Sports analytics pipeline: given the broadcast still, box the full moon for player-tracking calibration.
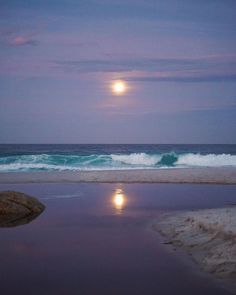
[112,80,127,95]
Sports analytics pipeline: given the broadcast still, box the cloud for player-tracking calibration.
[55,57,206,73]
[0,28,39,47]
[124,73,236,83]
[54,55,236,83]
[8,36,38,46]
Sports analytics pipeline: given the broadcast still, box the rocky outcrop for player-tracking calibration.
[0,191,45,227]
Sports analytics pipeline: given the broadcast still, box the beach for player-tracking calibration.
[1,144,236,294]
[1,167,236,184]
[0,182,236,295]
[154,206,236,293]
[2,0,236,292]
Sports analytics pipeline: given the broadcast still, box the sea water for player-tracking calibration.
[0,144,236,172]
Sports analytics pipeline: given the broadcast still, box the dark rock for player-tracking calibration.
[0,191,45,227]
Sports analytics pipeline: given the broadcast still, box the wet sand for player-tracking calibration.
[0,183,236,294]
[1,167,236,184]
[154,207,236,293]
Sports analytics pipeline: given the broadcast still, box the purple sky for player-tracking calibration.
[0,0,236,143]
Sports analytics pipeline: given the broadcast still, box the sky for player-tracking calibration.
[0,0,236,144]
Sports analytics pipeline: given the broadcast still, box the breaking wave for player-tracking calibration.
[0,152,236,172]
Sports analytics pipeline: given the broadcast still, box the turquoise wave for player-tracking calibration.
[0,152,236,172]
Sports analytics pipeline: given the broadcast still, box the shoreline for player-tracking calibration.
[153,207,236,293]
[0,167,236,184]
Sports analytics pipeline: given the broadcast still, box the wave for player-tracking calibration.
[111,153,161,166]
[0,152,236,172]
[177,153,236,167]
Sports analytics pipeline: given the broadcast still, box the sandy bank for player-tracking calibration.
[0,167,236,184]
[154,207,236,292]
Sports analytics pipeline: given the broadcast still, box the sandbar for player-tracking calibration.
[0,167,236,184]
[154,207,236,293]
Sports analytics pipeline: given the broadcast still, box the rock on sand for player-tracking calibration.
[0,191,45,227]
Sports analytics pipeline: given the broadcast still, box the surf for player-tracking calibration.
[0,152,236,172]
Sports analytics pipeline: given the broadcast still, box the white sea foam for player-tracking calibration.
[0,162,151,172]
[41,192,84,200]
[0,163,74,172]
[0,152,236,172]
[111,153,161,166]
[177,153,236,167]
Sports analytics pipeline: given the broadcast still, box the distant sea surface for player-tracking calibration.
[0,144,236,172]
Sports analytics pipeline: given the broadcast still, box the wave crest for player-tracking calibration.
[111,153,161,166]
[0,152,236,172]
[177,153,236,167]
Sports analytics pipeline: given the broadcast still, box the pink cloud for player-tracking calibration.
[9,36,38,46]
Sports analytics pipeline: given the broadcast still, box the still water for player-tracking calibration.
[0,183,235,295]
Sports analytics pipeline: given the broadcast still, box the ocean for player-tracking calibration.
[0,144,236,172]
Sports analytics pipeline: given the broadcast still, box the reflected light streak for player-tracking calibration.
[113,188,126,212]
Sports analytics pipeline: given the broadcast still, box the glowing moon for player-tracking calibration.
[112,80,127,95]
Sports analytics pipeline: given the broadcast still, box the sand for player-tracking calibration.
[0,167,236,183]
[153,207,236,293]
